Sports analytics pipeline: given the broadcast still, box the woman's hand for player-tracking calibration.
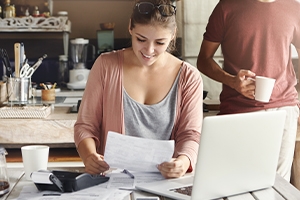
[233,70,256,99]
[157,155,190,178]
[84,153,110,175]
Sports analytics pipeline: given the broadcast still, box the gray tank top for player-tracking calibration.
[123,69,181,140]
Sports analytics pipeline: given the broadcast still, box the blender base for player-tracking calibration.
[67,82,87,90]
[67,69,90,90]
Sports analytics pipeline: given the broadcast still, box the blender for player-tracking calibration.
[67,38,94,90]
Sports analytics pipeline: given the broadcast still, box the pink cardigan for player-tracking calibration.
[74,49,203,171]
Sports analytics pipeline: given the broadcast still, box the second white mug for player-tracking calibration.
[255,76,276,103]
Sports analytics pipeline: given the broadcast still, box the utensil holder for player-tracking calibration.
[41,89,55,101]
[7,77,30,103]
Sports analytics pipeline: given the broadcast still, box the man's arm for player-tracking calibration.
[197,39,256,99]
[197,39,235,88]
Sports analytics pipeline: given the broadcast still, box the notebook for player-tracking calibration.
[135,110,286,200]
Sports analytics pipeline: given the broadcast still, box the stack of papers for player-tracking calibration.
[16,131,175,199]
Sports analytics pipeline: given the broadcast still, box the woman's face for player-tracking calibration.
[129,24,174,67]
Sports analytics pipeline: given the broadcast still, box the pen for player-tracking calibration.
[43,194,61,196]
[123,169,135,179]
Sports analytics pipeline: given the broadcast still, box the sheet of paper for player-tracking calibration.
[105,170,165,190]
[131,172,165,184]
[104,131,175,172]
[107,173,135,189]
[16,184,130,200]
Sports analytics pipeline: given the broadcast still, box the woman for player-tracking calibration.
[74,0,203,178]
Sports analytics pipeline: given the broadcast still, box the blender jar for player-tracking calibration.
[0,146,9,196]
[70,38,89,69]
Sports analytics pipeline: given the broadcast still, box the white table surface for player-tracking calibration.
[2,166,300,200]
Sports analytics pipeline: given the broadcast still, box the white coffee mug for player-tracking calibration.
[255,76,276,103]
[21,145,49,180]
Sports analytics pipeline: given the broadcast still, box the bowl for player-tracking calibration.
[99,23,115,30]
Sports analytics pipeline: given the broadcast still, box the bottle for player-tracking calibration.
[0,5,2,18]
[41,1,50,17]
[3,0,15,18]
[32,6,40,17]
[58,55,69,88]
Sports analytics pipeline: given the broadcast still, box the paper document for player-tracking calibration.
[16,184,131,200]
[104,131,175,172]
[105,169,165,190]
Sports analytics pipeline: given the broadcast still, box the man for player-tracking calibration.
[197,0,300,181]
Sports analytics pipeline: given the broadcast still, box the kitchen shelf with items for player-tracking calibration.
[0,16,70,32]
[0,16,71,55]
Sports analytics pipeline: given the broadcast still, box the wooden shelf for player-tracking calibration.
[0,16,71,55]
[0,16,70,32]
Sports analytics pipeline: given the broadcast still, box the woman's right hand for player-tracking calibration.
[84,153,110,174]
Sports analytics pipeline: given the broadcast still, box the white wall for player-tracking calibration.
[180,0,222,100]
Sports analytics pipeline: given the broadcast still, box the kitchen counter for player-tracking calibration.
[0,106,77,148]
[0,89,84,149]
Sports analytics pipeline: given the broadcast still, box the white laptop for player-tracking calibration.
[135,110,286,200]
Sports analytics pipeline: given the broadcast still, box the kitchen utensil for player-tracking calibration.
[20,63,34,78]
[31,54,47,71]
[0,146,10,196]
[14,43,21,78]
[20,43,25,66]
[0,48,12,77]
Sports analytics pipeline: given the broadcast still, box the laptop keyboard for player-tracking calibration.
[170,185,193,196]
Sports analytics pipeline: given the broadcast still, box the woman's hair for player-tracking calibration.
[130,0,178,53]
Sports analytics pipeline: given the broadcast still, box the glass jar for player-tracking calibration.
[58,55,69,88]
[0,146,9,196]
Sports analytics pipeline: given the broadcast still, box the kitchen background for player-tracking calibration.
[0,0,186,89]
[1,0,298,100]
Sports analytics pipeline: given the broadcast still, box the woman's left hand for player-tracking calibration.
[157,155,190,178]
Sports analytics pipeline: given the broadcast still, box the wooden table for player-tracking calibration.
[2,167,300,200]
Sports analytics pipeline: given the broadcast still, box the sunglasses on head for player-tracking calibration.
[135,2,176,17]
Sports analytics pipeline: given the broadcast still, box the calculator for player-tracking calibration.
[32,170,109,192]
